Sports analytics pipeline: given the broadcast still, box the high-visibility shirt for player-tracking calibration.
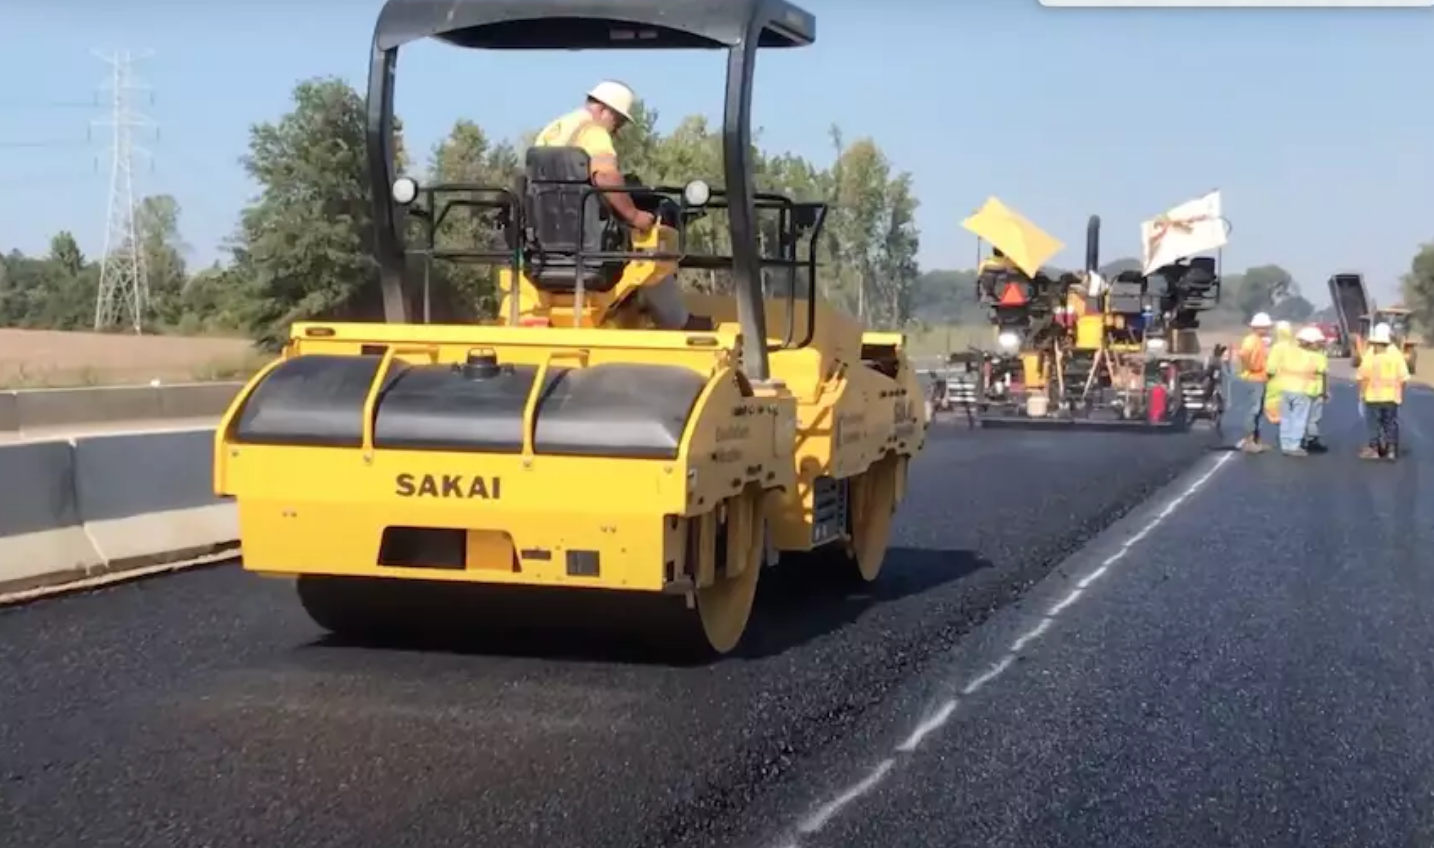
[1265,339,1293,389]
[1275,346,1322,396]
[1236,332,1269,381]
[535,108,619,176]
[1313,351,1329,397]
[1357,347,1411,404]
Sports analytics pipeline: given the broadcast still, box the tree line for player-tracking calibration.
[1401,245,1434,336]
[1,75,1376,348]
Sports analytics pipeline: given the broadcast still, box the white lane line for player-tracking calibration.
[776,450,1235,846]
[1010,617,1053,653]
[961,655,1014,696]
[894,699,958,753]
[796,758,896,835]
[1047,587,1083,617]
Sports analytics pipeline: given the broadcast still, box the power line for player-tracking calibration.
[92,48,156,334]
[0,96,108,109]
[0,138,93,148]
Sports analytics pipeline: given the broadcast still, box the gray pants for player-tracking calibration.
[1306,396,1324,439]
[642,276,690,329]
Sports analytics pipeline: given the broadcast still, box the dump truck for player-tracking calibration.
[958,197,1226,431]
[1328,272,1371,359]
[1329,273,1418,373]
[211,0,926,657]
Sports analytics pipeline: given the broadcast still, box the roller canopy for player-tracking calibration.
[372,0,816,51]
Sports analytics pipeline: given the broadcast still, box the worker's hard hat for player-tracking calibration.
[587,80,636,122]
[1296,326,1323,344]
[1249,312,1273,328]
[1370,322,1393,344]
[1275,320,1292,333]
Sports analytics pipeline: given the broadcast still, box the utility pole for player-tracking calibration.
[92,49,154,334]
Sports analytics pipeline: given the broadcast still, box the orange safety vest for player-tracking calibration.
[1359,348,1409,404]
[1237,333,1268,382]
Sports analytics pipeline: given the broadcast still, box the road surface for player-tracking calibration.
[0,409,1218,848]
[706,380,1434,848]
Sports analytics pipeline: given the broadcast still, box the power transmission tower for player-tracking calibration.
[92,49,155,333]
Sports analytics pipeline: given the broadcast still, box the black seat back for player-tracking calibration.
[522,146,624,293]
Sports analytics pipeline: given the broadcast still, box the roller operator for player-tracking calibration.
[535,80,701,331]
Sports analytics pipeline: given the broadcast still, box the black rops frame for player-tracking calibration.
[365,0,821,383]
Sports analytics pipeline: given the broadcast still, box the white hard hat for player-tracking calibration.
[1249,312,1273,328]
[1370,322,1393,344]
[587,80,635,122]
[1275,320,1292,333]
[1296,326,1323,344]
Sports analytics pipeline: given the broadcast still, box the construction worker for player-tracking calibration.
[1271,325,1326,456]
[1232,312,1273,452]
[1356,321,1411,461]
[1263,320,1294,429]
[1300,325,1330,453]
[979,247,1018,274]
[534,81,700,331]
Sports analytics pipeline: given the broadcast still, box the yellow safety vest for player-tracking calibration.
[1360,348,1409,404]
[1277,347,1320,396]
[1237,333,1269,382]
[1265,339,1293,391]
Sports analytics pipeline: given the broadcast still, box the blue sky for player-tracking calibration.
[2,0,1431,306]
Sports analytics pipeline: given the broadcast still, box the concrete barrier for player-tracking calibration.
[0,440,103,591]
[0,391,18,431]
[0,382,243,435]
[0,427,238,597]
[71,429,237,568]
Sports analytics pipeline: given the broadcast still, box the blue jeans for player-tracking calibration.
[1364,402,1400,452]
[1279,392,1312,451]
[1229,377,1265,441]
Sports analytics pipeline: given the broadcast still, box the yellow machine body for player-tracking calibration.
[214,257,924,652]
[680,293,924,558]
[215,321,791,593]
[495,225,679,329]
[1074,315,1104,351]
[1021,352,1045,389]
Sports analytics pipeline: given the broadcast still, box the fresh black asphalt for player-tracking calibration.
[11,383,1391,848]
[702,379,1434,848]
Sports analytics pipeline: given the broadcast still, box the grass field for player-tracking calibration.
[1,324,1412,389]
[0,329,269,389]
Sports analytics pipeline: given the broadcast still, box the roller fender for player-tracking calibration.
[229,354,708,460]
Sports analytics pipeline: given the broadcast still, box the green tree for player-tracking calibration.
[1270,293,1314,322]
[876,172,920,326]
[416,119,524,320]
[1229,264,1294,321]
[233,77,406,348]
[1401,242,1434,336]
[135,194,189,329]
[910,269,978,326]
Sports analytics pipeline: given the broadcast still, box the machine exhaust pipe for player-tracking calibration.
[1085,214,1100,274]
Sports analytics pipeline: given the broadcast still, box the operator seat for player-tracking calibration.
[521,146,626,293]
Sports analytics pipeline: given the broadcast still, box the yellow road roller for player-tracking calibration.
[212,0,926,656]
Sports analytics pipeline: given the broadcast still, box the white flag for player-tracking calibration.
[1140,190,1228,276]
